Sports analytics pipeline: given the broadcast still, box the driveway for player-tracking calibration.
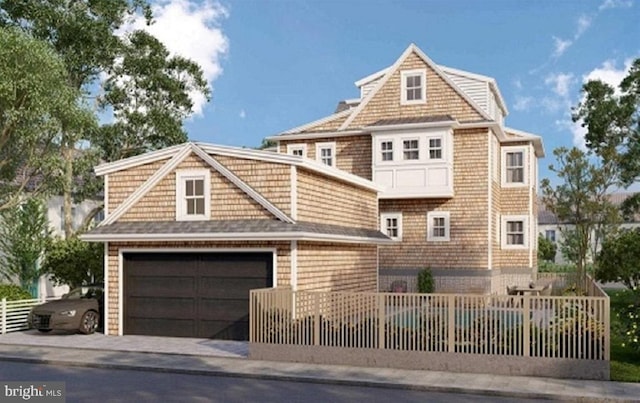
[0,330,248,358]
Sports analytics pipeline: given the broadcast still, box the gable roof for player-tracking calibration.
[101,143,294,226]
[339,43,492,130]
[504,127,545,158]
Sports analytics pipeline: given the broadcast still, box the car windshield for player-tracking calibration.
[64,286,102,300]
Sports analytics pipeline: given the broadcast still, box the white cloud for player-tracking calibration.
[575,15,592,38]
[553,36,572,58]
[239,109,246,119]
[583,58,634,95]
[513,96,534,111]
[120,0,229,116]
[599,0,633,10]
[545,72,575,98]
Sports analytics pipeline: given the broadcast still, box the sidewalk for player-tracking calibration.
[0,334,639,402]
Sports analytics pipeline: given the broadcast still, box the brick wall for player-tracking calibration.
[296,242,377,292]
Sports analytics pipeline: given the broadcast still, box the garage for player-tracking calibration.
[123,252,273,340]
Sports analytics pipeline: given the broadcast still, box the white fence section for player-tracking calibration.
[0,297,57,334]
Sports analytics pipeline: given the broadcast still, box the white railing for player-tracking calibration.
[0,297,57,334]
[250,288,610,361]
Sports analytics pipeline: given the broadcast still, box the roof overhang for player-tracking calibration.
[267,129,364,142]
[367,119,459,133]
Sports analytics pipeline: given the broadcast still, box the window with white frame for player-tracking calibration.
[545,229,556,242]
[401,69,426,105]
[427,211,450,241]
[428,137,442,160]
[501,215,528,248]
[381,212,402,240]
[316,142,336,167]
[176,170,211,220]
[380,140,393,161]
[502,147,527,186]
[403,139,419,160]
[287,144,307,157]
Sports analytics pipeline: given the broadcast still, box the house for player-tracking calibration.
[267,43,544,294]
[81,142,391,339]
[538,192,640,264]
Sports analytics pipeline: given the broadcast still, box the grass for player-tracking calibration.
[606,288,640,382]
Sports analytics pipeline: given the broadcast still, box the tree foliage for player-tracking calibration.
[0,27,92,210]
[541,147,620,286]
[0,284,32,301]
[0,198,50,289]
[537,236,557,263]
[574,57,640,215]
[595,228,640,289]
[42,237,103,288]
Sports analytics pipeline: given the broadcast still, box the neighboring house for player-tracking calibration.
[82,142,390,339]
[538,193,640,265]
[267,43,544,294]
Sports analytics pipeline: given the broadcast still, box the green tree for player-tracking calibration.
[0,198,51,292]
[595,228,640,289]
[541,147,619,289]
[574,58,640,215]
[1,0,209,236]
[0,27,92,211]
[42,237,103,288]
[537,236,557,263]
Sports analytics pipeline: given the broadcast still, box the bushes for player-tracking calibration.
[0,284,32,301]
[611,289,640,353]
[417,267,434,293]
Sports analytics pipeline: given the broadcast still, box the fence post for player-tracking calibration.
[523,296,531,357]
[448,294,455,353]
[378,294,385,349]
[314,293,320,346]
[1,298,6,335]
[604,297,610,361]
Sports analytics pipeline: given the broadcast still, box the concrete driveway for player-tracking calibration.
[0,330,248,358]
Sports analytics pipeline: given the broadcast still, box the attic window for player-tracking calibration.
[176,169,211,221]
[401,69,426,105]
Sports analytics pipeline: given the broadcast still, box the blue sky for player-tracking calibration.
[137,0,639,186]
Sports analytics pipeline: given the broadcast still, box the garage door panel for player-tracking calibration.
[128,276,195,297]
[124,252,273,340]
[127,318,196,338]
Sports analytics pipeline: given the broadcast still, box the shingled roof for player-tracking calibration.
[368,115,456,127]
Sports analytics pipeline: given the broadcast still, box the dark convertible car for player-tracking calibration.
[29,284,104,334]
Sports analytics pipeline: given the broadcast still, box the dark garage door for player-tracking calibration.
[124,252,273,340]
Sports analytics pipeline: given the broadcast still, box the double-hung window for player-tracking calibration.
[176,170,210,220]
[381,212,402,241]
[316,142,336,167]
[502,147,527,186]
[403,139,419,160]
[427,211,450,241]
[501,215,528,248]
[401,69,427,105]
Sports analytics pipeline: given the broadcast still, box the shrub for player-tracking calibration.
[0,284,32,301]
[417,267,434,293]
[612,288,640,353]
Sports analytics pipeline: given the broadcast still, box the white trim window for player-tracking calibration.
[501,215,528,249]
[403,139,419,160]
[176,169,211,221]
[428,137,443,160]
[427,211,450,242]
[316,142,336,167]
[401,69,427,105]
[380,140,394,161]
[502,147,527,186]
[287,144,307,157]
[381,212,402,241]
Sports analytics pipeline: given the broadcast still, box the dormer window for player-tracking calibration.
[403,139,419,160]
[401,69,427,105]
[176,169,211,221]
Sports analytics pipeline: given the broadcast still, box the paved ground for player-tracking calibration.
[0,330,639,402]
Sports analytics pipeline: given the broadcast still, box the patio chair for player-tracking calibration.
[389,280,407,293]
[506,285,518,295]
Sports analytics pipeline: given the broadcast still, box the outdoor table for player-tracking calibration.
[512,286,543,296]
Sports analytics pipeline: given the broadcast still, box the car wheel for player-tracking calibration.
[79,310,99,334]
[37,329,52,333]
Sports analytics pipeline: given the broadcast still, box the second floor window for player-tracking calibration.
[177,169,210,221]
[428,138,442,159]
[506,220,524,245]
[381,141,393,161]
[381,212,402,240]
[506,151,524,184]
[316,142,336,167]
[401,69,426,105]
[287,144,307,157]
[403,139,419,160]
[185,178,205,215]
